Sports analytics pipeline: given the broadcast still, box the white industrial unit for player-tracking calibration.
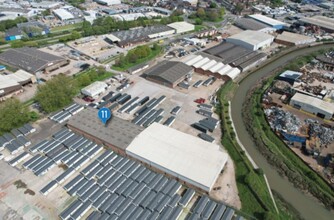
[290,93,334,119]
[167,22,195,34]
[81,81,107,98]
[226,30,274,51]
[126,123,228,192]
[53,9,74,21]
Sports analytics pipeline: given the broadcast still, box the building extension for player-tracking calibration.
[299,16,334,33]
[277,70,302,85]
[0,70,36,100]
[290,93,334,119]
[226,30,274,51]
[0,47,68,74]
[275,31,316,46]
[67,108,144,155]
[143,61,193,88]
[126,123,228,192]
[248,14,287,30]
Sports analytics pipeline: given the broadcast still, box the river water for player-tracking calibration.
[231,44,334,220]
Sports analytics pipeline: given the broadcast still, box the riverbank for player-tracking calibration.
[230,43,334,220]
[217,82,299,220]
[242,63,334,209]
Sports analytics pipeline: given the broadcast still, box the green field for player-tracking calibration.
[51,23,83,33]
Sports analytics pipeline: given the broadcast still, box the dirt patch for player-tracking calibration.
[13,180,27,189]
[24,189,35,196]
[58,164,68,170]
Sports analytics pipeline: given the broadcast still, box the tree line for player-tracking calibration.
[0,17,27,32]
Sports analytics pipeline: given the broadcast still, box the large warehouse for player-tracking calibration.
[126,123,228,192]
[167,21,195,34]
[53,8,75,20]
[234,17,271,31]
[290,93,334,119]
[299,16,334,33]
[67,108,144,155]
[248,14,287,30]
[204,42,267,72]
[0,47,68,74]
[183,54,241,81]
[81,81,107,98]
[143,61,193,88]
[226,30,274,51]
[0,70,36,100]
[275,31,316,46]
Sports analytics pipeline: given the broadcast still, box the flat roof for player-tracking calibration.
[279,70,302,80]
[248,14,287,27]
[126,123,228,192]
[276,31,315,44]
[167,21,195,31]
[67,108,144,150]
[291,93,334,115]
[227,30,274,46]
[0,47,65,73]
[53,9,74,20]
[235,17,270,31]
[144,61,193,84]
[299,16,334,31]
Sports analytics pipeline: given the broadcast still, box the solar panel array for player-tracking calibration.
[11,128,102,177]
[50,103,84,123]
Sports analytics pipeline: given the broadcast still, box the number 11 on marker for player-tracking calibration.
[98,108,111,125]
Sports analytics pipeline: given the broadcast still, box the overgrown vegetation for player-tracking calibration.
[113,44,162,71]
[0,99,38,136]
[189,7,225,22]
[35,74,78,113]
[242,52,334,209]
[216,82,292,219]
[0,17,27,32]
[75,66,114,88]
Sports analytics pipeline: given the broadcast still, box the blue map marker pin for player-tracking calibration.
[98,107,111,125]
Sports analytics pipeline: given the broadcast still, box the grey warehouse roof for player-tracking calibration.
[67,108,144,150]
[0,47,65,73]
[144,61,193,84]
[235,17,270,31]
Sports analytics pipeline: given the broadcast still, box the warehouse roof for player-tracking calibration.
[227,30,274,46]
[300,16,334,31]
[0,47,65,73]
[144,61,193,85]
[291,93,334,115]
[235,17,270,30]
[248,14,287,27]
[276,31,315,44]
[81,81,107,97]
[53,8,74,20]
[0,70,35,90]
[126,123,228,192]
[67,108,144,150]
[167,21,195,32]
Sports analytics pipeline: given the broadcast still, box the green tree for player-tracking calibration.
[197,8,206,19]
[0,98,31,134]
[195,18,203,25]
[35,74,78,113]
[210,2,217,8]
[71,31,82,40]
[208,11,219,22]
[10,40,25,48]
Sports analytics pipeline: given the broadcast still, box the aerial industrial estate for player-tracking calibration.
[1,0,334,220]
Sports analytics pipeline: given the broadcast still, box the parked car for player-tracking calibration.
[83,96,95,102]
[194,98,205,104]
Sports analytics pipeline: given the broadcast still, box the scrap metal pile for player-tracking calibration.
[305,119,334,146]
[264,107,301,133]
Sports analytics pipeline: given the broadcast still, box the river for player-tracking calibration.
[230,44,334,220]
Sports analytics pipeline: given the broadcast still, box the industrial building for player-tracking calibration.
[290,93,334,119]
[234,17,271,31]
[6,22,50,41]
[126,123,228,192]
[277,70,302,85]
[0,70,36,100]
[226,30,274,51]
[81,81,108,98]
[0,47,68,74]
[93,0,121,5]
[203,42,267,72]
[167,21,195,34]
[67,108,144,155]
[143,61,193,88]
[248,14,287,30]
[299,16,334,33]
[105,25,175,47]
[183,54,241,81]
[275,31,316,46]
[53,8,75,20]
